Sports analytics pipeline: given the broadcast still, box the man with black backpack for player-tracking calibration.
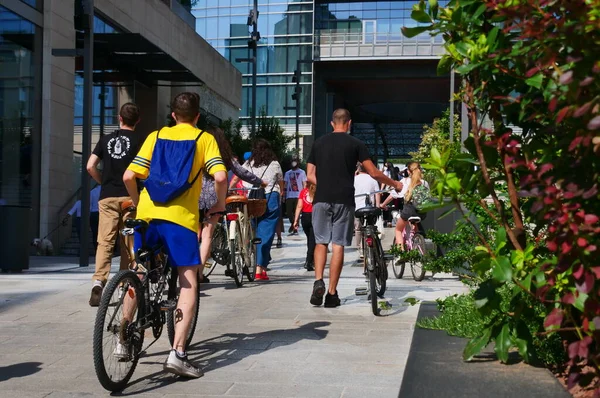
[123,92,227,379]
[87,103,146,307]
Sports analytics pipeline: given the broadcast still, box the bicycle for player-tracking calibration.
[391,216,427,281]
[224,188,262,287]
[93,217,200,392]
[354,189,391,316]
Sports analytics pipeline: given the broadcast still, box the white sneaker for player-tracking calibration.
[164,350,203,378]
[113,341,130,360]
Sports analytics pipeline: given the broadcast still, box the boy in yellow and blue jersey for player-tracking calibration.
[123,92,227,378]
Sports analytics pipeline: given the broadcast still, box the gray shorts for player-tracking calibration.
[312,202,355,247]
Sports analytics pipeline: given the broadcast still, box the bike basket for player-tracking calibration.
[247,199,267,218]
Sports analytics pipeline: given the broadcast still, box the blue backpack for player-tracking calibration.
[144,128,204,204]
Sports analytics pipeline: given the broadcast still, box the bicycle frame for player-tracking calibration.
[120,227,175,331]
[403,221,424,255]
[226,201,253,267]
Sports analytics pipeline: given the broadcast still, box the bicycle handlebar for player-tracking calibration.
[228,187,260,192]
[354,188,394,198]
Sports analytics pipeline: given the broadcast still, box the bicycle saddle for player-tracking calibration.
[355,206,382,218]
[408,216,421,224]
[124,219,148,229]
[120,199,136,213]
[226,195,248,205]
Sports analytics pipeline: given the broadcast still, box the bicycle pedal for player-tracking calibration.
[252,238,262,244]
[224,269,233,277]
[159,299,177,311]
[355,286,368,296]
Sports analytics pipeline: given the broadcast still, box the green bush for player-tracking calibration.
[418,288,566,366]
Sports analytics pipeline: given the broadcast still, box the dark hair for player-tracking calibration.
[205,126,233,170]
[171,92,200,123]
[249,138,277,167]
[119,103,140,127]
[332,108,351,125]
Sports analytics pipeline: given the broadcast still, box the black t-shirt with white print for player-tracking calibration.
[92,129,147,200]
[307,132,371,207]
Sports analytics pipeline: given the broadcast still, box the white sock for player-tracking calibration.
[93,280,103,288]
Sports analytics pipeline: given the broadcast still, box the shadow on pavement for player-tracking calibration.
[114,321,330,396]
[0,362,43,382]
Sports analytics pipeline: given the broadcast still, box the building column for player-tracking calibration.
[39,0,76,244]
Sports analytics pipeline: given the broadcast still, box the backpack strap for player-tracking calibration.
[188,130,205,185]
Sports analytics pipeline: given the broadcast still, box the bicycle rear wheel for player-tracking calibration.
[204,223,227,278]
[229,221,244,287]
[410,233,427,281]
[366,247,379,316]
[167,269,200,350]
[93,270,144,392]
[391,237,405,279]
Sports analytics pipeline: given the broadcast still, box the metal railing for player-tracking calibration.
[314,31,445,60]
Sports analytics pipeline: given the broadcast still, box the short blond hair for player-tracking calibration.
[332,108,351,125]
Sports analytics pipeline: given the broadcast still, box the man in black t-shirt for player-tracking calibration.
[86,103,146,306]
[306,109,402,308]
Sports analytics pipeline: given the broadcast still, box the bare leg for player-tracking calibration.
[327,244,345,294]
[314,243,327,281]
[199,217,217,280]
[395,218,407,250]
[173,266,199,353]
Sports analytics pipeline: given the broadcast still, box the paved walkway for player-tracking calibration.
[0,226,466,397]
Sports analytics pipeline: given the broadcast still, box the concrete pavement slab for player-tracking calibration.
[0,224,467,396]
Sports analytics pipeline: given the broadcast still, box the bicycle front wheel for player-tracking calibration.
[167,269,200,350]
[93,270,144,392]
[391,237,405,279]
[410,234,427,281]
[245,224,257,282]
[375,236,387,297]
[229,221,244,287]
[366,247,379,316]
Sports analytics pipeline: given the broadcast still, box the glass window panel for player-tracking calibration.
[391,1,404,9]
[206,17,219,36]
[207,0,219,8]
[0,6,38,207]
[377,2,392,9]
[390,9,403,18]
[363,10,376,18]
[218,16,230,37]
[376,9,390,19]
[349,2,363,11]
[256,86,267,113]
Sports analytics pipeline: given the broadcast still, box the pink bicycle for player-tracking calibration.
[391,215,426,281]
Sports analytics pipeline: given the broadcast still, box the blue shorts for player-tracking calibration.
[133,220,200,267]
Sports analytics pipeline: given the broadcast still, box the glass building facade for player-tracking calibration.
[73,16,120,127]
[193,0,314,127]
[193,0,447,134]
[0,6,41,207]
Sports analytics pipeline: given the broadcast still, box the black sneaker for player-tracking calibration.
[276,238,283,248]
[310,279,326,306]
[89,285,103,307]
[324,291,341,308]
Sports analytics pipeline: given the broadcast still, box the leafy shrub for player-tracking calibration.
[404,0,600,391]
[419,289,566,366]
